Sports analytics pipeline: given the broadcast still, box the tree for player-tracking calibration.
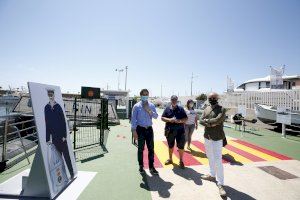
[196,93,207,101]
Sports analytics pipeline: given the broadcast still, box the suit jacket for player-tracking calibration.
[45,102,67,144]
[200,104,226,141]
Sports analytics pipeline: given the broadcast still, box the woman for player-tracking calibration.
[184,99,198,150]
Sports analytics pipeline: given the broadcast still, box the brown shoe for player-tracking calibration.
[218,185,227,197]
[201,174,216,181]
[165,159,173,165]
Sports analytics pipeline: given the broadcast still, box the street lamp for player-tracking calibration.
[125,66,128,91]
[115,68,124,90]
[191,72,199,96]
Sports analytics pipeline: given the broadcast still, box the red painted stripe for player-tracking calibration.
[191,141,228,163]
[154,152,163,168]
[162,141,201,166]
[143,145,149,168]
[225,144,265,162]
[143,145,163,169]
[234,140,291,160]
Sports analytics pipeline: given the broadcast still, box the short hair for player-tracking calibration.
[171,95,178,101]
[140,89,149,96]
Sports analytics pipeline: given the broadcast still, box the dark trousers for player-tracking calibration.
[54,141,74,177]
[137,126,154,168]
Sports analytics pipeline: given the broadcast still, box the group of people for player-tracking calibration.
[131,89,227,197]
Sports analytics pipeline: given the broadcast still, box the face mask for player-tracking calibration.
[141,96,149,102]
[189,103,194,108]
[209,99,218,105]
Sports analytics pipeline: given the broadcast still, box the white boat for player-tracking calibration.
[254,104,300,128]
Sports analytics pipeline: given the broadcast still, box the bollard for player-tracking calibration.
[282,123,286,138]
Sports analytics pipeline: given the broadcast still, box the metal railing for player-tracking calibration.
[220,90,300,111]
[0,115,38,171]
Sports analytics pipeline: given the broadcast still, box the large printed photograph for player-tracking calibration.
[28,82,77,198]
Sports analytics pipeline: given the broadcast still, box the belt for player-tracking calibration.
[137,125,152,130]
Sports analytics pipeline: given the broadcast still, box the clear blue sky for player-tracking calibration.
[0,0,299,97]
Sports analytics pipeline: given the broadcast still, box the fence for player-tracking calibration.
[220,90,300,111]
[0,115,38,171]
[65,98,109,150]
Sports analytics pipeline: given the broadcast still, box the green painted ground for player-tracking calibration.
[224,123,300,160]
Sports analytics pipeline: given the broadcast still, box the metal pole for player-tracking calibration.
[191,72,193,96]
[118,71,120,90]
[125,66,128,91]
[161,84,162,98]
[282,123,286,138]
[2,119,8,162]
[73,97,77,149]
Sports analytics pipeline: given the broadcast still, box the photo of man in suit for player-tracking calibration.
[45,89,74,179]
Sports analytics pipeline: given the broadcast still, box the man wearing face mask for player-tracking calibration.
[200,92,227,197]
[161,95,188,169]
[131,89,159,175]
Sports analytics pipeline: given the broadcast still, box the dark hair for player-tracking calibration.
[140,89,149,96]
[186,99,194,110]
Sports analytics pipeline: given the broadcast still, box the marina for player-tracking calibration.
[0,1,300,199]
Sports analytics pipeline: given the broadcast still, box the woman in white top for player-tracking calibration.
[184,99,198,150]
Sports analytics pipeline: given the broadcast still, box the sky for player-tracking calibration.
[0,0,299,97]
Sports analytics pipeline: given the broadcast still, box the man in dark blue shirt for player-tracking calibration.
[161,95,187,169]
[45,89,74,179]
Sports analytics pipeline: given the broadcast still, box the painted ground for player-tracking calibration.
[0,110,300,200]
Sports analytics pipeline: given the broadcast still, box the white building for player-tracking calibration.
[236,75,300,91]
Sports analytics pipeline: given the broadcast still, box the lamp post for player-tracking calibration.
[125,66,128,91]
[191,72,198,96]
[115,68,124,90]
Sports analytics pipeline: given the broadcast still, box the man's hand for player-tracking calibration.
[174,119,182,124]
[62,137,66,142]
[169,118,176,123]
[133,131,138,140]
[47,141,52,145]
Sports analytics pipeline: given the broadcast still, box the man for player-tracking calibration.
[45,89,74,179]
[131,89,159,175]
[200,92,227,197]
[161,95,187,169]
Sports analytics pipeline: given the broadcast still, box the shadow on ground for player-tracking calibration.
[172,164,203,185]
[188,149,207,158]
[140,173,174,198]
[223,185,256,200]
[222,153,243,166]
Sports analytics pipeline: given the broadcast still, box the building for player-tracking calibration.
[236,75,300,91]
[101,90,129,106]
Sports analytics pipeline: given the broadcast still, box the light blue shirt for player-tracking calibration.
[131,101,158,130]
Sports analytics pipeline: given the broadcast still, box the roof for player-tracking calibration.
[238,74,300,87]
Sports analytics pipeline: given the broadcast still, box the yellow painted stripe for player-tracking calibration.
[228,140,279,161]
[188,144,209,165]
[222,147,252,164]
[194,140,251,164]
[154,141,179,168]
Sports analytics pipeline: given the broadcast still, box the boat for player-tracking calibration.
[254,104,300,128]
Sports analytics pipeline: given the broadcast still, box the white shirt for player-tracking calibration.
[185,109,197,125]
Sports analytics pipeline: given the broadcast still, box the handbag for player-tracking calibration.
[205,105,228,147]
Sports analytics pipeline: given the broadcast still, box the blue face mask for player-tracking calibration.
[141,96,149,101]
